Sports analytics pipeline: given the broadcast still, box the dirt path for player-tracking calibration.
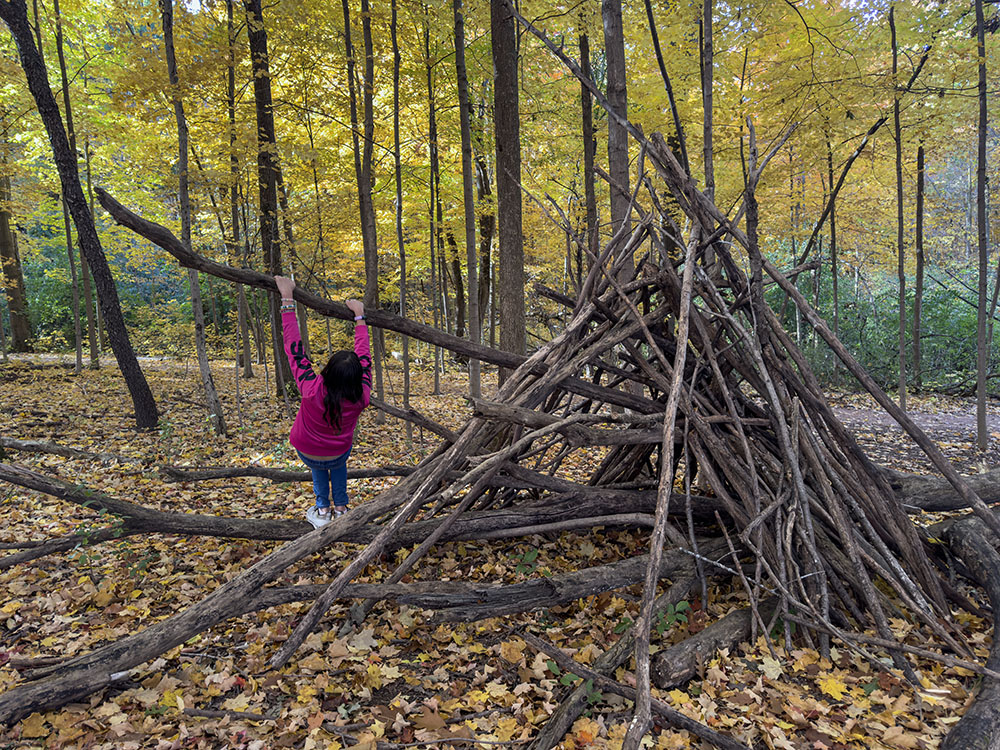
[831,394,1000,475]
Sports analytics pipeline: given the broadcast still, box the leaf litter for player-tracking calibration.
[0,357,990,748]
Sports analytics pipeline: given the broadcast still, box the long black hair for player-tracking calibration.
[320,350,364,430]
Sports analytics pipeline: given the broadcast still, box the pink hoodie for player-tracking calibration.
[282,310,371,456]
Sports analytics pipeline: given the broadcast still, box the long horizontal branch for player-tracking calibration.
[96,188,659,414]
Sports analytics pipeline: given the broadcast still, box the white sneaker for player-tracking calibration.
[333,505,349,518]
[306,507,331,529]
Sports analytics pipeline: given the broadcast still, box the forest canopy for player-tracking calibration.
[0,0,997,390]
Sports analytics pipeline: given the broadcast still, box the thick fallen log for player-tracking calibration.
[885,468,1000,511]
[938,516,1000,750]
[0,463,675,573]
[237,544,724,623]
[651,600,777,690]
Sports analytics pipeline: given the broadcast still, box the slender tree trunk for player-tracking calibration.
[579,30,597,284]
[914,143,924,391]
[492,0,525,375]
[0,0,158,428]
[226,0,252,379]
[827,139,839,385]
[0,147,31,351]
[61,200,82,371]
[474,92,494,332]
[454,0,480,397]
[53,0,82,373]
[361,0,383,418]
[344,0,383,416]
[891,5,906,412]
[82,134,99,366]
[161,0,226,436]
[700,0,714,199]
[244,0,291,397]
[425,10,442,395]
[603,0,629,240]
[391,0,411,441]
[976,0,989,451]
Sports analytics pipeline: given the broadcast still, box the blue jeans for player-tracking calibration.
[296,449,351,509]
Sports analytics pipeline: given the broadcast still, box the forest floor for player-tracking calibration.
[0,353,997,750]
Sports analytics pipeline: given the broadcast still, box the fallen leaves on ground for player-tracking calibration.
[0,357,990,748]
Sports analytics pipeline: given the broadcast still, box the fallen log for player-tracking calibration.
[885,468,1000,511]
[0,437,129,464]
[159,464,413,483]
[651,600,777,690]
[937,515,1000,750]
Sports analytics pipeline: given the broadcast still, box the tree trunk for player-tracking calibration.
[344,0,383,416]
[244,0,292,397]
[474,95,494,333]
[162,0,227,436]
[976,0,988,451]
[225,0,252,379]
[454,0,481,397]
[579,31,597,285]
[82,134,100,367]
[602,0,629,242]
[827,137,839,385]
[52,0,83,373]
[0,161,31,351]
[392,0,411,442]
[425,11,443,395]
[891,5,906,412]
[61,199,83,373]
[492,0,525,375]
[914,143,924,391]
[0,0,158,428]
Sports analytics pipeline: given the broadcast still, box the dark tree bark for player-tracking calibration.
[446,230,466,338]
[602,0,629,242]
[579,31,597,285]
[53,0,85,374]
[914,143,924,390]
[0,163,31,351]
[492,0,525,372]
[700,0,714,201]
[244,0,292,396]
[0,0,158,429]
[81,133,100,367]
[454,0,481,396]
[891,5,906,412]
[425,8,443,394]
[827,137,839,384]
[976,0,989,451]
[343,0,384,415]
[391,0,411,440]
[225,0,252,379]
[474,93,494,332]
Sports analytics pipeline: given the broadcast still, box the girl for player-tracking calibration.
[275,275,371,528]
